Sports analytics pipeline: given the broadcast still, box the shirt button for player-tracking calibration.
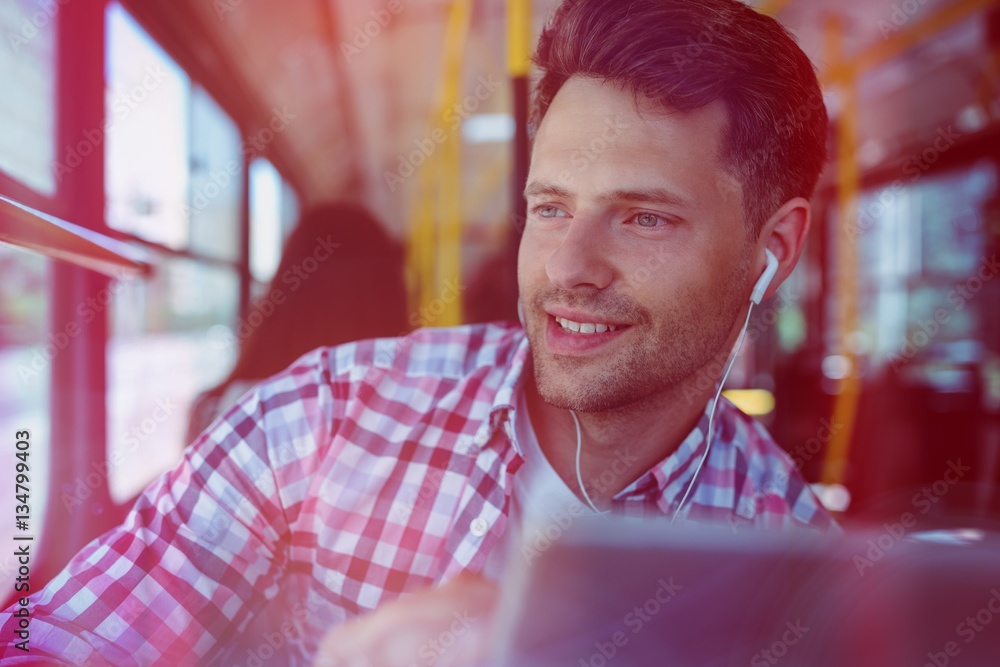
[470,517,489,537]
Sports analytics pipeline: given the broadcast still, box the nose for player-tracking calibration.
[545,214,614,291]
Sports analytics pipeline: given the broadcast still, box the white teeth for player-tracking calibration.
[555,317,618,334]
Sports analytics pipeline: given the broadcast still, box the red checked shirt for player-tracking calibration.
[0,323,835,665]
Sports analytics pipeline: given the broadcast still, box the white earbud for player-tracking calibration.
[750,249,779,305]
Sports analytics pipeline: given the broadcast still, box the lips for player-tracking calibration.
[543,310,631,355]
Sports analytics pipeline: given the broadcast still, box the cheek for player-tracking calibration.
[517,229,550,284]
[630,262,710,321]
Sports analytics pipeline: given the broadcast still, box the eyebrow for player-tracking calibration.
[523,182,572,200]
[597,187,692,209]
[523,182,692,209]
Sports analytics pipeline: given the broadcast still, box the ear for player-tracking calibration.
[754,197,811,301]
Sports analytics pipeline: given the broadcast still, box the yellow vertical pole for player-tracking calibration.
[508,0,533,278]
[756,0,795,17]
[405,0,472,327]
[508,0,532,77]
[821,14,862,486]
[436,0,472,327]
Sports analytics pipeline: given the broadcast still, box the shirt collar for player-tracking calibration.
[471,328,531,457]
[485,328,730,507]
[614,398,718,507]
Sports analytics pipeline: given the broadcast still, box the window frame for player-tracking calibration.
[0,0,303,588]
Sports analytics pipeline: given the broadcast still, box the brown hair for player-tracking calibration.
[532,0,828,237]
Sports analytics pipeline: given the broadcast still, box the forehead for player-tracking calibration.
[529,76,737,206]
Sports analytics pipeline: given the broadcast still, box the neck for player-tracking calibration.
[523,364,715,509]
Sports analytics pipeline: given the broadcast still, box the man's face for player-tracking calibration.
[518,75,753,413]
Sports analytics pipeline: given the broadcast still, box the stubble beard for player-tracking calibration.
[526,260,751,414]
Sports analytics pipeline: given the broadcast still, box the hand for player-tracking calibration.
[313,572,499,667]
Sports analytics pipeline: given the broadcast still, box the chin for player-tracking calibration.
[531,351,641,414]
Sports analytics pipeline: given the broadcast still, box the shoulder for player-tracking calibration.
[352,321,526,380]
[249,321,524,397]
[190,323,525,507]
[228,322,525,453]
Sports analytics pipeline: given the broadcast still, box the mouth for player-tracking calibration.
[552,316,619,334]
[543,310,632,355]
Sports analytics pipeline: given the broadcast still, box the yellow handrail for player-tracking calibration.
[508,0,533,78]
[821,14,861,487]
[406,0,472,327]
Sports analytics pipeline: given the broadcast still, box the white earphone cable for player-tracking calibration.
[671,301,756,522]
[571,409,608,515]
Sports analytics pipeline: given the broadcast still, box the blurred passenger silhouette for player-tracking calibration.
[185,202,409,442]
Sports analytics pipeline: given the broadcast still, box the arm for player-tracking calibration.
[0,377,309,665]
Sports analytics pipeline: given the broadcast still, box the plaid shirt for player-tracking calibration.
[1,323,835,665]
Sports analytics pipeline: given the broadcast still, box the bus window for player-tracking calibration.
[249,158,284,286]
[0,0,59,597]
[189,84,243,264]
[851,161,997,367]
[105,3,189,249]
[107,255,239,502]
[104,3,243,503]
[249,158,299,300]
[0,0,57,196]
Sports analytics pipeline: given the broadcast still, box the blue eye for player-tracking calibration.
[634,212,667,227]
[534,206,566,218]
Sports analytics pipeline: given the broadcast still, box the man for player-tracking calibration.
[1,0,834,664]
